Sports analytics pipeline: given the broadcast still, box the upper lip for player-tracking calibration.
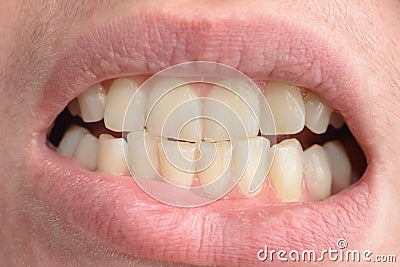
[29,4,375,266]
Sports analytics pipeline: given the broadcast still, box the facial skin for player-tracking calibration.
[0,0,399,266]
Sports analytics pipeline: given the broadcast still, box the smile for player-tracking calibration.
[29,3,375,266]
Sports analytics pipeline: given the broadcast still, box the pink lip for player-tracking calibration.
[29,4,376,266]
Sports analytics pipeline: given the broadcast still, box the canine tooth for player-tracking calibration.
[78,84,107,123]
[197,141,233,197]
[68,98,80,116]
[330,112,345,129]
[304,92,332,134]
[323,141,352,191]
[104,78,146,132]
[73,134,98,171]
[159,140,197,187]
[127,131,160,179]
[57,125,89,157]
[269,138,303,202]
[97,135,128,175]
[147,83,202,142]
[234,137,270,196]
[203,82,259,141]
[303,145,332,200]
[262,82,305,135]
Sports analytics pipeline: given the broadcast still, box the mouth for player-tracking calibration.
[29,4,373,266]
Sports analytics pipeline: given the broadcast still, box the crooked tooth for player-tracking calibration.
[262,82,305,135]
[323,141,352,192]
[68,98,80,116]
[127,131,160,180]
[73,133,98,171]
[269,138,303,202]
[303,144,332,200]
[78,84,107,123]
[203,81,260,142]
[104,78,147,132]
[147,82,202,142]
[97,134,128,175]
[56,125,89,157]
[197,141,233,197]
[304,92,332,134]
[330,112,345,129]
[234,137,270,196]
[159,140,197,187]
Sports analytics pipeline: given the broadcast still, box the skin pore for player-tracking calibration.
[0,0,400,266]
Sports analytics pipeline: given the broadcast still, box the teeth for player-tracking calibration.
[197,141,233,197]
[104,78,146,132]
[304,92,332,134]
[68,98,80,116]
[78,84,107,123]
[330,112,345,129]
[159,140,197,187]
[262,82,305,135]
[203,82,259,142]
[73,133,98,171]
[233,137,270,196]
[147,81,202,142]
[97,134,128,175]
[56,125,89,157]
[323,141,352,192]
[269,138,303,202]
[127,131,160,180]
[303,144,332,200]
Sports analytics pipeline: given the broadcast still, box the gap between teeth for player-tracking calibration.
[59,78,350,202]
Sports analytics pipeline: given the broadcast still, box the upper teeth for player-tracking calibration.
[57,77,352,202]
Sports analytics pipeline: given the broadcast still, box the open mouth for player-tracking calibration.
[28,5,375,266]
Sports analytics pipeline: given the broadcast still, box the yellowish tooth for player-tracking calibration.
[68,98,80,116]
[158,140,197,187]
[147,81,202,142]
[303,144,332,200]
[330,112,345,129]
[323,141,352,191]
[197,141,233,197]
[269,138,303,202]
[97,134,128,175]
[127,131,160,180]
[104,78,146,132]
[56,125,89,157]
[304,92,332,134]
[78,84,107,123]
[262,82,305,135]
[203,82,260,142]
[73,133,98,171]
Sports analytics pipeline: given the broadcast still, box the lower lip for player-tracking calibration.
[30,139,375,266]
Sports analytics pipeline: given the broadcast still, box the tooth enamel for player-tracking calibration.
[73,133,98,171]
[97,134,128,175]
[56,125,89,157]
[197,141,233,197]
[127,131,160,180]
[158,140,197,187]
[203,82,260,142]
[262,82,305,135]
[269,138,303,202]
[330,112,345,129]
[323,141,352,191]
[104,78,147,132]
[234,137,270,196]
[68,98,80,116]
[304,92,332,134]
[78,84,107,123]
[303,144,332,200]
[147,82,202,142]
